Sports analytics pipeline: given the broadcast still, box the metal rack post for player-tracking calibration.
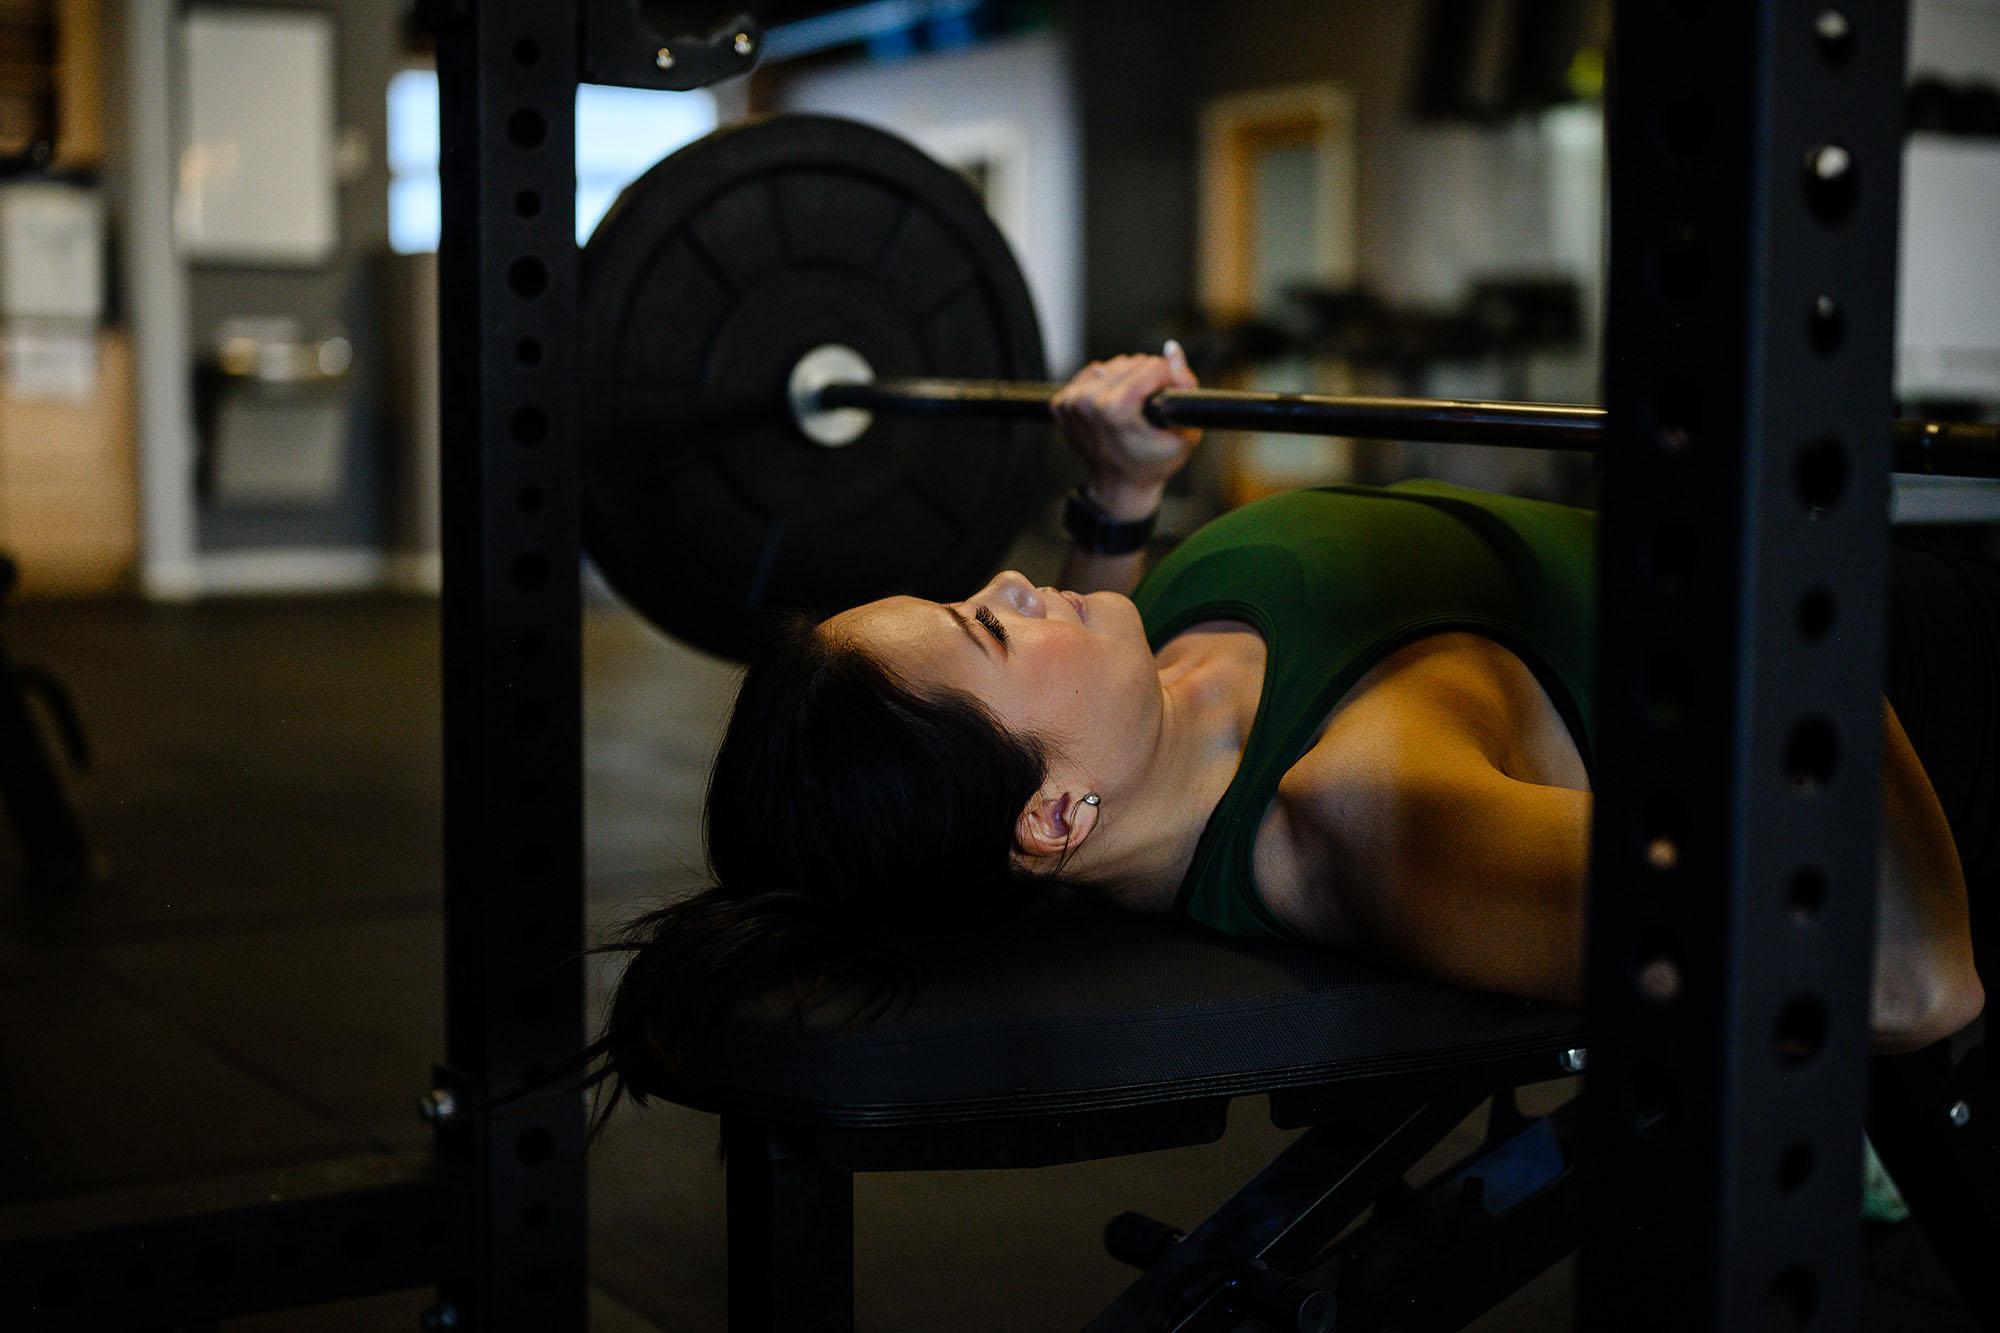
[433,2,588,1327]
[1583,3,1907,1328]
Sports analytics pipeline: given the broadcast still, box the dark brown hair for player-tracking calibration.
[586,614,1064,1134]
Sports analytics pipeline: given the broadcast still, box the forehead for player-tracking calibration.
[828,596,971,671]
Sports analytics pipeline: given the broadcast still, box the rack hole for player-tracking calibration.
[507,108,547,149]
[514,189,542,219]
[1654,375,1702,450]
[1646,647,1693,731]
[516,842,551,878]
[1803,143,1858,224]
[524,1201,551,1229]
[517,485,545,515]
[517,1126,556,1166]
[1662,82,1712,168]
[1652,520,1696,595]
[1657,223,1704,302]
[511,553,550,592]
[1634,1061,1678,1134]
[1796,587,1835,642]
[1814,9,1854,66]
[1774,995,1830,1065]
[509,257,548,299]
[1638,955,1683,1004]
[1807,295,1846,356]
[515,336,543,366]
[1767,1265,1819,1328]
[1785,717,1840,790]
[513,36,542,66]
[1777,1141,1815,1194]
[1796,438,1848,513]
[1788,867,1829,920]
[510,405,548,446]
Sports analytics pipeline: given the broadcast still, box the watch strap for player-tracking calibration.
[1062,486,1158,556]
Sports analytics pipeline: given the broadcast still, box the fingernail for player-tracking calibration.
[1164,338,1185,360]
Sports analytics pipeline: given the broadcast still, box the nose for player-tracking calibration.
[984,570,1044,617]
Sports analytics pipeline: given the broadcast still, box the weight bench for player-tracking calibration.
[634,903,1586,1331]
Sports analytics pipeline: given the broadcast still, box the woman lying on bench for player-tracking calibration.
[598,343,1987,1102]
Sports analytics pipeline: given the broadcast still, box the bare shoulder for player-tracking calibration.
[1254,634,1529,941]
[1289,633,1526,790]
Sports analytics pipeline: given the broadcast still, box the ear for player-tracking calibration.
[1014,790,1099,862]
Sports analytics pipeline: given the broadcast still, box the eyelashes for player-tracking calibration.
[973,605,1009,648]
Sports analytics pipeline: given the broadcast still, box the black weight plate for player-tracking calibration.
[580,114,1049,661]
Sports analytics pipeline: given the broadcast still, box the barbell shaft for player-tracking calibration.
[813,379,2000,479]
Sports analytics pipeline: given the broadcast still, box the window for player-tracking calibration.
[386,69,718,253]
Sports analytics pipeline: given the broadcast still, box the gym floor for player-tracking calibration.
[0,585,1978,1331]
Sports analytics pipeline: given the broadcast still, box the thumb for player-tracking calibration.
[1163,338,1195,387]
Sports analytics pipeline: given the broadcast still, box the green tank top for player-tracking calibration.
[1132,481,1597,943]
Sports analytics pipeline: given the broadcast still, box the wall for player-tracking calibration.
[108,0,410,592]
[771,31,1086,374]
[184,0,403,560]
[1070,0,1203,362]
[1909,0,2000,81]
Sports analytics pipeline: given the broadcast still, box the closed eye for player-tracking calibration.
[974,605,1009,648]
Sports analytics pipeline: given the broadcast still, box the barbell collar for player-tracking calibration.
[814,379,2000,477]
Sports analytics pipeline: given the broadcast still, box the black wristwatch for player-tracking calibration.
[1062,485,1159,556]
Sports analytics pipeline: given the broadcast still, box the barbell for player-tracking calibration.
[579,113,2000,661]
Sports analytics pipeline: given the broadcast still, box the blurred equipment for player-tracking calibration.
[1285,276,1584,398]
[0,552,93,888]
[1415,0,1608,121]
[198,317,355,507]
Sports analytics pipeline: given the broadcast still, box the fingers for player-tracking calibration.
[1051,344,1198,451]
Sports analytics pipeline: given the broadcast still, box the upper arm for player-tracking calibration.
[1318,737,1592,1008]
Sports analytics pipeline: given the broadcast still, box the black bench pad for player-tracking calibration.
[652,907,1582,1129]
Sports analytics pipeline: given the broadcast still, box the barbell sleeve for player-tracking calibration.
[813,379,2000,479]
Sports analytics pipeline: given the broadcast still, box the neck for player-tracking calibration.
[1071,635,1264,912]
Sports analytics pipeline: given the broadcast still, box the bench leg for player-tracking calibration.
[724,1117,854,1333]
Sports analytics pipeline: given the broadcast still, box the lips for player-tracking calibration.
[1060,590,1088,624]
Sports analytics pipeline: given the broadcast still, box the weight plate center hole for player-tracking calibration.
[788,343,877,448]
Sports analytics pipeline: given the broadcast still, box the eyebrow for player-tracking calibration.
[943,604,999,658]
